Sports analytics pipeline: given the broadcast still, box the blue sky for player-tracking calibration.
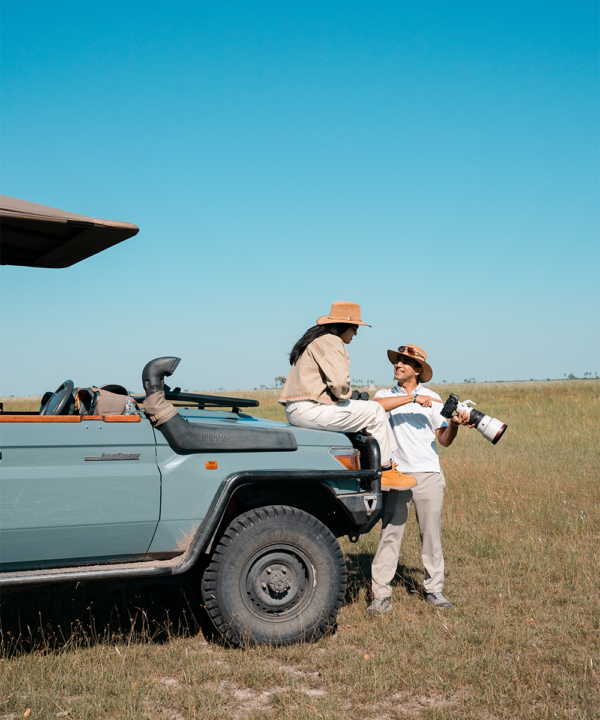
[1,1,598,395]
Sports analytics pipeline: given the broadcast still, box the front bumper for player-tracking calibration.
[334,491,382,535]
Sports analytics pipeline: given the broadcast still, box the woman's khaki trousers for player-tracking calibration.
[285,399,398,465]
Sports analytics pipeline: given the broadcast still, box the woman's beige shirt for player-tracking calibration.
[279,335,352,405]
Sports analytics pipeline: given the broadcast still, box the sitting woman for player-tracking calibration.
[279,301,416,489]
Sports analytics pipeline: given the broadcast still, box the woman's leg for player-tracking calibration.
[286,400,398,463]
[355,402,398,466]
[286,400,416,490]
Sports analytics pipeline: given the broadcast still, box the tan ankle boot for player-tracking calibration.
[381,464,417,490]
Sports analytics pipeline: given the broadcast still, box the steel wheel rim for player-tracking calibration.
[241,542,316,622]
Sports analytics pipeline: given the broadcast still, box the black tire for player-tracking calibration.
[201,505,347,646]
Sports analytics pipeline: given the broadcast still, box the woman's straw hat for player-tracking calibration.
[387,344,433,383]
[317,301,371,327]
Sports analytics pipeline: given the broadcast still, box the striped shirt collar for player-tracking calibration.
[392,383,422,396]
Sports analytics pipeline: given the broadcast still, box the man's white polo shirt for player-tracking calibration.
[373,384,448,473]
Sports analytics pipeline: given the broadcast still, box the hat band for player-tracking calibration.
[398,345,425,361]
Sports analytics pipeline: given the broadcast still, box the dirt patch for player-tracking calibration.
[145,703,187,720]
[229,686,284,719]
[216,682,330,719]
[176,527,199,554]
[278,663,321,679]
[360,687,471,718]
[157,676,180,688]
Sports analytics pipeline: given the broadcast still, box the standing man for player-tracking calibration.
[366,344,472,616]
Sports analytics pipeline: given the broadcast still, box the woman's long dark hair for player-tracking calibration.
[289,323,352,366]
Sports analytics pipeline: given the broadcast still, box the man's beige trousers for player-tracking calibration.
[286,399,398,464]
[371,471,446,598]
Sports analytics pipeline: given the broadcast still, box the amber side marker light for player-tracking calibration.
[329,448,360,471]
[205,461,218,470]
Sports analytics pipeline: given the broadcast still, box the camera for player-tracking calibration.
[441,393,507,445]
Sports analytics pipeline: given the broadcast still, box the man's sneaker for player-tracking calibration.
[381,464,417,490]
[366,598,392,617]
[425,592,452,608]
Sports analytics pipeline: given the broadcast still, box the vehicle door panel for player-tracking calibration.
[0,418,160,570]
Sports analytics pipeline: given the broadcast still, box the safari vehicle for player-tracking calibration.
[0,196,383,646]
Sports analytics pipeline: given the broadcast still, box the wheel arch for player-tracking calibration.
[206,480,352,553]
[197,435,382,559]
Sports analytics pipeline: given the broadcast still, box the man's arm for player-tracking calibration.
[435,409,473,447]
[373,394,442,412]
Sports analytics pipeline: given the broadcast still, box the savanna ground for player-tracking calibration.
[0,381,598,719]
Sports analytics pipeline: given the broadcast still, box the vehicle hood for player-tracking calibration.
[177,409,352,447]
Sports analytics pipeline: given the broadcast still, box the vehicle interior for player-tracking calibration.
[0,380,259,422]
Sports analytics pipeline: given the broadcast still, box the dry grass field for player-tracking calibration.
[0,381,598,719]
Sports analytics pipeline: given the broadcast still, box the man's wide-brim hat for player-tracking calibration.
[387,344,433,383]
[317,301,371,327]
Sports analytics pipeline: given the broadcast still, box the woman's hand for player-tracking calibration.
[415,395,442,408]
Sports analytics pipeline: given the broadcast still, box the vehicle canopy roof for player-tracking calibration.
[0,195,139,268]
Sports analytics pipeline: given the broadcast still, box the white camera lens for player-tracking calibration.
[477,415,507,444]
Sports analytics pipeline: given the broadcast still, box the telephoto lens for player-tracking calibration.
[466,408,507,444]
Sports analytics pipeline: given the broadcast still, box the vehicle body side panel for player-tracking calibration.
[148,413,360,554]
[0,419,160,570]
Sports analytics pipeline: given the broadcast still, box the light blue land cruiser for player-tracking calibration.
[0,196,383,646]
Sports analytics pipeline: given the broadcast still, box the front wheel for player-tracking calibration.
[201,505,347,646]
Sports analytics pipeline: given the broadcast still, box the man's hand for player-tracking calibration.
[451,409,476,427]
[415,395,442,408]
[436,409,474,447]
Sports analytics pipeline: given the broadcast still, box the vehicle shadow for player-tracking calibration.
[0,556,426,656]
[0,567,218,657]
[344,551,424,604]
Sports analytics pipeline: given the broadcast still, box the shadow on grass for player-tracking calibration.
[1,555,427,656]
[0,564,219,657]
[344,551,424,604]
